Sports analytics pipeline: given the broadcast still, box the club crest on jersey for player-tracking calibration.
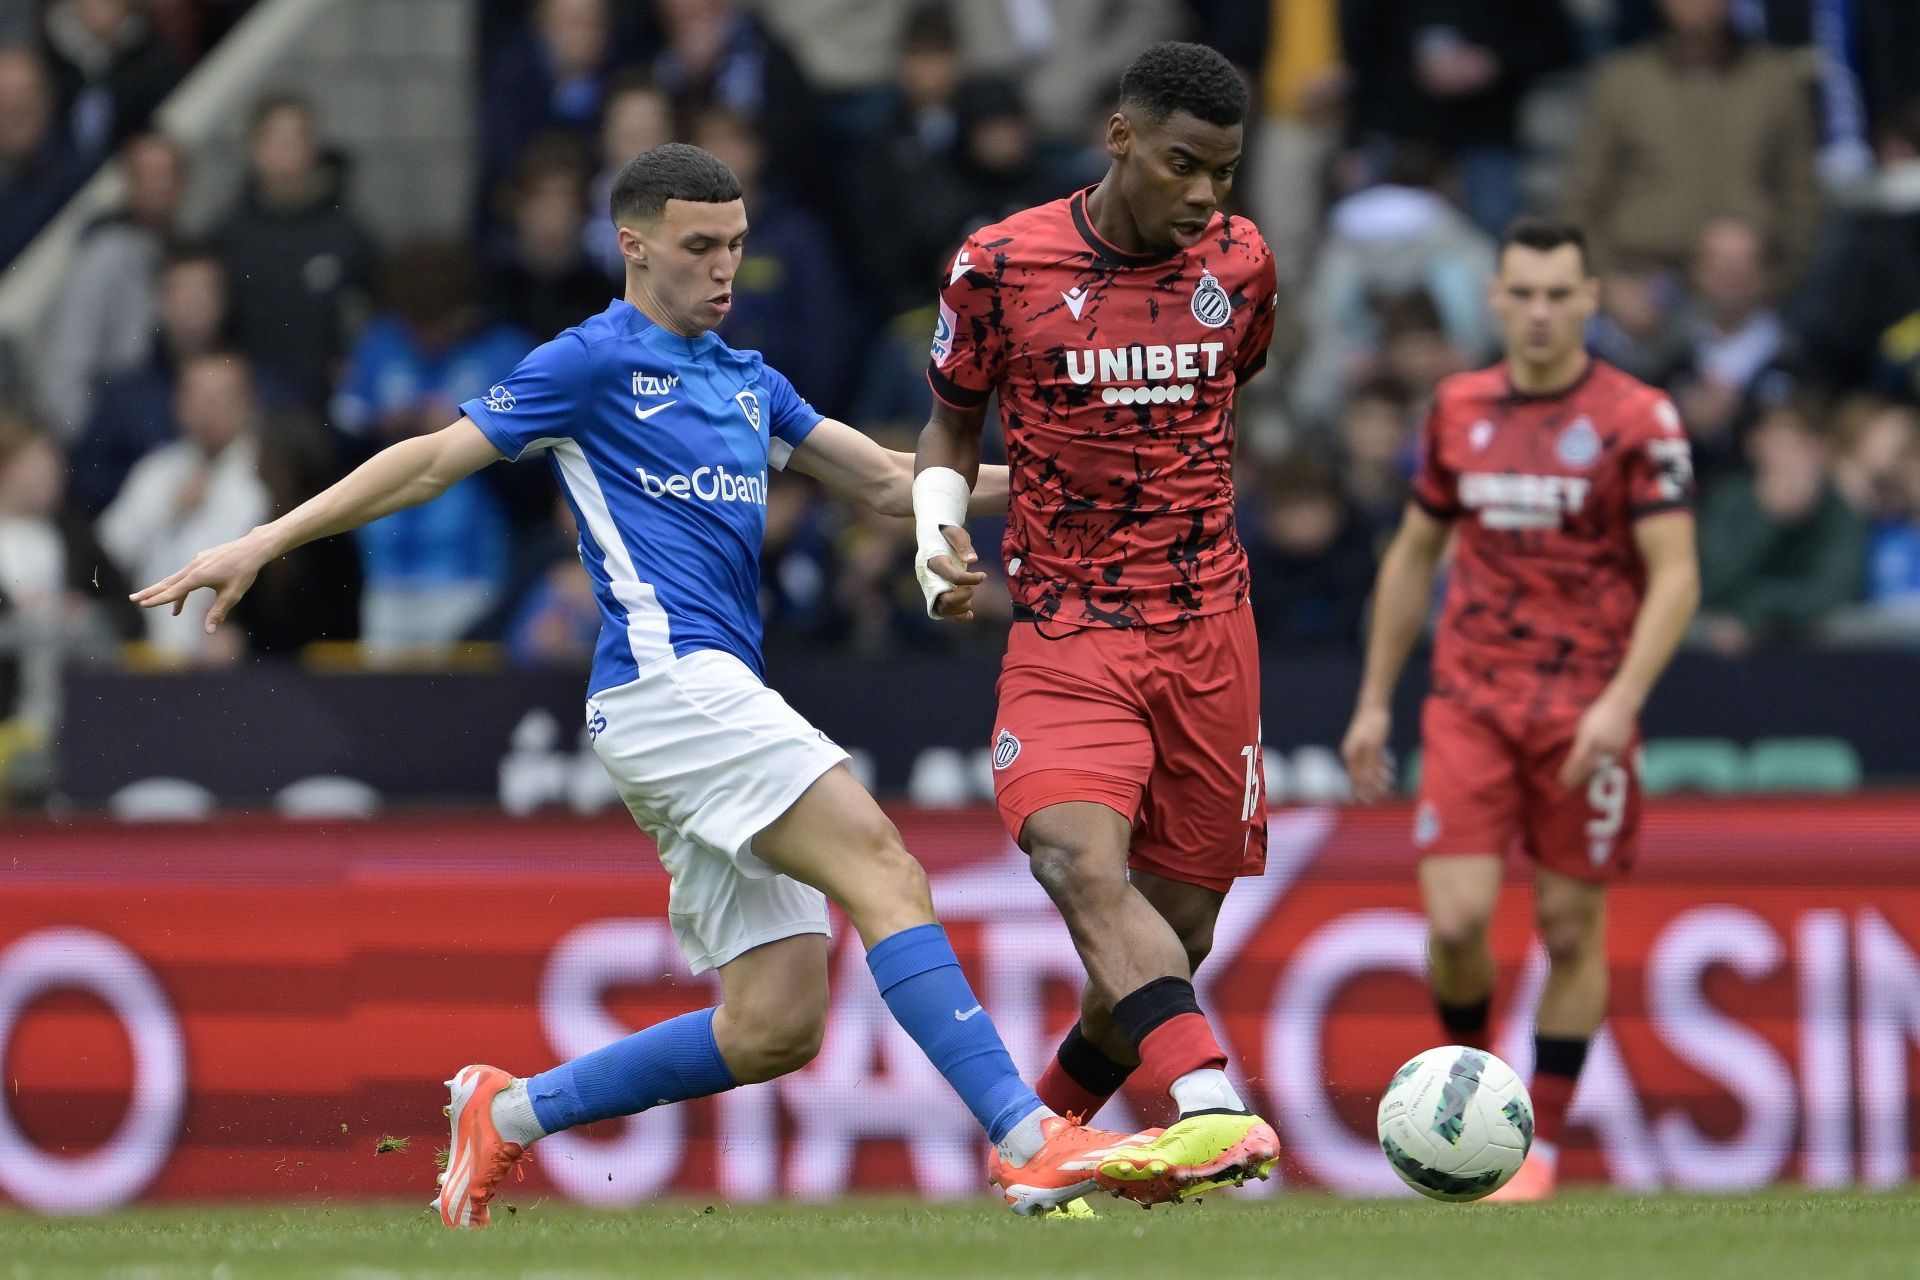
[993,729,1021,770]
[1414,802,1442,848]
[735,390,761,431]
[1191,270,1231,329]
[931,299,956,366]
[1469,419,1495,451]
[1556,417,1602,468]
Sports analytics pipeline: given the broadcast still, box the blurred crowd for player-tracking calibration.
[1,0,1920,706]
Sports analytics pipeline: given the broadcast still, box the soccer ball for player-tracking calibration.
[1376,1046,1533,1201]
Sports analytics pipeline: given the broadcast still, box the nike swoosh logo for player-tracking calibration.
[635,400,676,421]
[953,1004,984,1022]
[1061,288,1088,320]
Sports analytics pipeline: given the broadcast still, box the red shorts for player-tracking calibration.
[1415,695,1642,883]
[991,605,1267,893]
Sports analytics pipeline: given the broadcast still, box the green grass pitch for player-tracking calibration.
[2,1191,1916,1279]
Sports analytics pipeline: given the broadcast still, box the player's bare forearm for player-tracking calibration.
[967,464,1009,516]
[914,401,987,484]
[254,420,500,560]
[1355,507,1449,712]
[1602,511,1700,714]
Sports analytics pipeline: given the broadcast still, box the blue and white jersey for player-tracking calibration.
[459,300,822,694]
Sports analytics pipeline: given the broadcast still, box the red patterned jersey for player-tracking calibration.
[1412,358,1695,716]
[927,187,1277,629]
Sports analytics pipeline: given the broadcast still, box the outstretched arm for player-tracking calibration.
[785,418,1008,518]
[1342,502,1453,801]
[131,417,502,630]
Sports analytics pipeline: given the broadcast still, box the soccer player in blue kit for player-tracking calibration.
[133,144,1238,1225]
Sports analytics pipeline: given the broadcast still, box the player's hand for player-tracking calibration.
[921,525,986,622]
[1341,706,1395,803]
[129,530,269,632]
[1560,691,1637,790]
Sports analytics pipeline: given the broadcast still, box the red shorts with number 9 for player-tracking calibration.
[991,605,1268,894]
[1414,695,1642,883]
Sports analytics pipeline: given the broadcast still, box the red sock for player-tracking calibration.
[1530,1071,1575,1153]
[1035,1023,1133,1121]
[1136,1012,1227,1100]
[1530,1034,1590,1156]
[1036,1056,1115,1121]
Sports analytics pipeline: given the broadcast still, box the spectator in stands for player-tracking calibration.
[1563,0,1820,281]
[35,130,187,440]
[0,414,135,727]
[0,46,85,268]
[332,241,530,653]
[96,349,268,659]
[690,104,849,406]
[215,93,374,409]
[1833,398,1920,612]
[853,2,966,314]
[760,470,843,646]
[1245,0,1347,290]
[480,0,624,206]
[651,0,829,220]
[1799,100,1920,392]
[1656,217,1799,488]
[582,71,674,278]
[1291,145,1496,427]
[70,243,232,512]
[951,0,1179,146]
[487,136,609,340]
[1697,403,1867,653]
[1340,0,1577,237]
[40,0,184,159]
[1333,374,1416,550]
[1247,453,1375,649]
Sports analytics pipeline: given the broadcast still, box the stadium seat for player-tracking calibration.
[1639,738,1744,795]
[1744,737,1863,794]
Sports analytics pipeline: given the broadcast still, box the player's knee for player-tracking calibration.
[1428,907,1492,955]
[1026,837,1121,906]
[844,814,932,911]
[726,991,828,1083]
[1537,907,1600,969]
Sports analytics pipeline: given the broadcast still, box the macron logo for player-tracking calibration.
[949,250,973,284]
[1062,287,1088,320]
[636,463,768,505]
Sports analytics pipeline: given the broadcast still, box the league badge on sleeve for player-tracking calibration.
[1555,417,1601,469]
[931,299,957,366]
[1191,271,1231,329]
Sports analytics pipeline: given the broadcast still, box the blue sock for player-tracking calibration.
[866,923,1044,1143]
[527,1007,737,1133]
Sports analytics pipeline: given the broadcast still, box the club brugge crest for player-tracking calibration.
[735,389,761,431]
[1191,270,1231,329]
[992,729,1021,770]
[1413,801,1442,848]
[1556,416,1601,468]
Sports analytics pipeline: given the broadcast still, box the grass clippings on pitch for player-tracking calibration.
[0,1189,1914,1280]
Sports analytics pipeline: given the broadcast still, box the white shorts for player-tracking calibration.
[588,649,845,974]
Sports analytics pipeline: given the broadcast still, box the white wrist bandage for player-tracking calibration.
[912,466,973,617]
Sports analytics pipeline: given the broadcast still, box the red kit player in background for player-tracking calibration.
[1342,219,1701,1200]
[911,42,1281,1202]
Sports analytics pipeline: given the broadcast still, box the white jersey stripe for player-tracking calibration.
[550,439,671,669]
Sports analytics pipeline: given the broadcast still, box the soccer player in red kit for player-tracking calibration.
[912,42,1281,1203]
[1341,219,1701,1200]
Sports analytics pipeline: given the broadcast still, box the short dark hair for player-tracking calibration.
[1117,41,1247,128]
[1500,217,1590,274]
[609,142,742,226]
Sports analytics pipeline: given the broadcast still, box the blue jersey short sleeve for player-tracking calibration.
[459,332,591,461]
[759,363,823,466]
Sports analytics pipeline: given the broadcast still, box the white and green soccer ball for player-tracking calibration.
[1376,1045,1533,1201]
